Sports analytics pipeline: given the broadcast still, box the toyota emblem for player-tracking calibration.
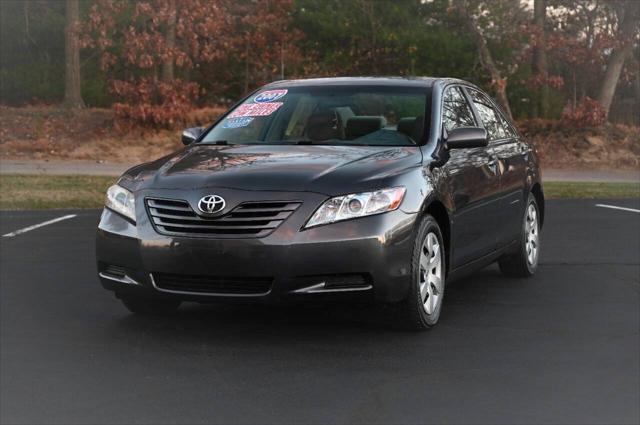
[198,195,226,214]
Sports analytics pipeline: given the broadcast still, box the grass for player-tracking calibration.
[544,181,640,199]
[0,175,115,210]
[0,175,638,210]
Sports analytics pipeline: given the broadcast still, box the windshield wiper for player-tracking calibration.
[255,140,317,145]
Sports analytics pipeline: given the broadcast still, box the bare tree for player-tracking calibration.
[532,0,549,118]
[63,0,84,108]
[454,0,513,119]
[597,1,639,120]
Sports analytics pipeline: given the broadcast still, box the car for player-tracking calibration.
[96,77,544,330]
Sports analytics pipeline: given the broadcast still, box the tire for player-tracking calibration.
[498,193,540,277]
[120,296,181,315]
[394,214,446,331]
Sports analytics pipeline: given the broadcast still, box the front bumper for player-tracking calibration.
[96,189,419,304]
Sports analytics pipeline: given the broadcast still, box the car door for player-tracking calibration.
[441,86,501,269]
[493,110,529,246]
[467,89,528,248]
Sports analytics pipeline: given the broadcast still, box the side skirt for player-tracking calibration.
[447,240,518,283]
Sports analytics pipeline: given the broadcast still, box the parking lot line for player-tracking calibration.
[2,214,77,238]
[595,204,640,213]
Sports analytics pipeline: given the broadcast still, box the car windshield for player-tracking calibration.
[200,86,428,146]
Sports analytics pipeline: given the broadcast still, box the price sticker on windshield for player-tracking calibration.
[228,102,283,118]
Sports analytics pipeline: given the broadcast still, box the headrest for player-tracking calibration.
[306,112,338,141]
[345,116,387,139]
[397,117,416,137]
[398,115,424,142]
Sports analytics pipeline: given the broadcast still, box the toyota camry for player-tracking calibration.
[96,77,544,330]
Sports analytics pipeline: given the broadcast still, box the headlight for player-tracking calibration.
[105,184,136,222]
[305,187,406,228]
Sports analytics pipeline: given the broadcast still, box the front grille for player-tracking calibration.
[146,198,301,238]
[152,272,272,295]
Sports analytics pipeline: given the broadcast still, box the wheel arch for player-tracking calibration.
[421,197,451,274]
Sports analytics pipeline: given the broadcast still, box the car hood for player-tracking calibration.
[120,144,423,196]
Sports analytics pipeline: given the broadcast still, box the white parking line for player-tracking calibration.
[595,204,640,213]
[2,214,77,238]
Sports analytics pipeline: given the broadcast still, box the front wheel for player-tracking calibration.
[498,193,540,277]
[394,215,446,331]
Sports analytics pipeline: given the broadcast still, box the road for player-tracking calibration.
[1,199,639,424]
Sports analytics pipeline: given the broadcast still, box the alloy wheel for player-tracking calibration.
[525,203,539,266]
[419,232,443,315]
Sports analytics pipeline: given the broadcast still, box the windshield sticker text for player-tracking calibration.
[254,89,288,103]
[223,117,254,128]
[228,102,283,118]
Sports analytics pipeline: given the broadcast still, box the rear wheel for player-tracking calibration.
[120,295,181,315]
[498,193,540,277]
[395,215,445,331]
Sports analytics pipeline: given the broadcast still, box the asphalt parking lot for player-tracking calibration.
[1,199,639,424]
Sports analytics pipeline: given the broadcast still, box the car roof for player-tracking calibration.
[264,76,447,89]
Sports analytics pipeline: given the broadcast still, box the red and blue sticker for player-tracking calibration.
[224,90,287,125]
[253,89,288,103]
[228,102,283,118]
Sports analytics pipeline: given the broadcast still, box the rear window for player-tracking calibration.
[201,86,428,146]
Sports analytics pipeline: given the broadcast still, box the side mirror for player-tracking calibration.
[445,127,488,149]
[181,127,204,145]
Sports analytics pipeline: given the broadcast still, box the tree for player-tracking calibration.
[229,0,304,91]
[83,0,226,127]
[2,0,637,125]
[597,1,639,120]
[532,0,549,117]
[294,0,457,78]
[453,0,514,119]
[161,0,176,82]
[82,0,303,127]
[63,0,84,108]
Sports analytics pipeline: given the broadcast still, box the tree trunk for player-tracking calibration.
[280,41,285,80]
[532,0,549,118]
[455,0,513,119]
[634,59,640,125]
[24,1,34,46]
[597,1,639,120]
[63,0,84,108]
[244,37,249,94]
[161,0,176,82]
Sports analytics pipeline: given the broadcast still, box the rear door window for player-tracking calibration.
[468,89,508,141]
[442,86,476,132]
[497,112,518,139]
